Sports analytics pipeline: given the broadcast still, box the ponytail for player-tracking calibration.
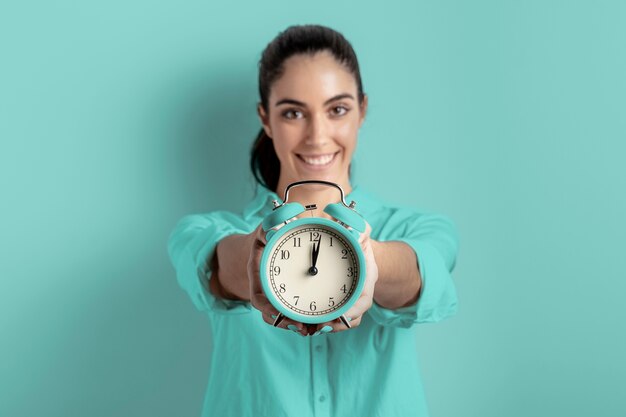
[250,127,280,192]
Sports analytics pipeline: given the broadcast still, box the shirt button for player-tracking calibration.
[319,395,326,402]
[315,345,322,352]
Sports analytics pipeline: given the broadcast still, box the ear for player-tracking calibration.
[358,94,368,128]
[257,103,273,138]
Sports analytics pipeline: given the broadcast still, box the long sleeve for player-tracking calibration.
[166,211,253,314]
[368,207,460,328]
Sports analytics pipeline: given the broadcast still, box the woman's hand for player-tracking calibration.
[311,221,379,334]
[247,224,309,335]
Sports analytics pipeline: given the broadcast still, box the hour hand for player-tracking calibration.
[309,241,320,275]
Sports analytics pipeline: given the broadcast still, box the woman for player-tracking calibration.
[168,24,459,417]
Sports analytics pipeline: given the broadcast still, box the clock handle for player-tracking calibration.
[282,180,356,211]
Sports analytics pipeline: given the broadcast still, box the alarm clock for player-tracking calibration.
[260,180,367,329]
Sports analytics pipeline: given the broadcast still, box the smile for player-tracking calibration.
[296,152,339,167]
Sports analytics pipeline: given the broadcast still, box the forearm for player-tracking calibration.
[370,240,422,309]
[210,233,253,301]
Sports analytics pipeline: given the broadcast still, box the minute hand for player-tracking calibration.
[313,240,321,267]
[310,240,320,274]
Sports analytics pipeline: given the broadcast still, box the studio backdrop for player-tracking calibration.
[1,1,624,416]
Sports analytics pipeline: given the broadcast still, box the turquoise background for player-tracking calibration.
[1,1,624,416]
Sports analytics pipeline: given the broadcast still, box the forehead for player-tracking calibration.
[269,51,358,104]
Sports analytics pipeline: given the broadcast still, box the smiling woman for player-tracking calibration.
[257,50,366,195]
[257,51,365,201]
[167,24,459,417]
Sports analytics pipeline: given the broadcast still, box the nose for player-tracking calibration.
[304,113,329,147]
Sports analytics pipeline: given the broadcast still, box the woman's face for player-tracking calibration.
[258,50,368,189]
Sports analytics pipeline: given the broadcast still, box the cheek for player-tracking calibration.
[271,135,299,162]
[335,114,360,136]
[334,120,359,150]
[271,140,289,162]
[271,120,301,147]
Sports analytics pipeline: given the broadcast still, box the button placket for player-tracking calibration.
[310,336,331,417]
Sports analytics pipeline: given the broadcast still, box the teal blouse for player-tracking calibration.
[167,185,459,417]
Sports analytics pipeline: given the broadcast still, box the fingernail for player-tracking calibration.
[287,324,299,332]
[271,314,277,319]
[347,317,353,322]
[321,325,333,333]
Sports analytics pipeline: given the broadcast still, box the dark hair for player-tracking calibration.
[250,24,365,192]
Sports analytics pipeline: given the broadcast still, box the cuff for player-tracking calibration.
[173,222,251,315]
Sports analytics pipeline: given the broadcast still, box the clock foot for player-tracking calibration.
[339,314,352,329]
[272,312,285,327]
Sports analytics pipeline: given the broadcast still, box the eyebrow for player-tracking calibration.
[274,93,355,107]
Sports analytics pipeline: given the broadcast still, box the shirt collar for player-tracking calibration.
[243,182,381,220]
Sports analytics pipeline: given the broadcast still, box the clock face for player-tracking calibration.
[265,223,360,317]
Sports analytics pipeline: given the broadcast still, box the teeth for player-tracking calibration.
[301,153,335,165]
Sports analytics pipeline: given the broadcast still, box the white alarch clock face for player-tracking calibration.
[266,224,360,317]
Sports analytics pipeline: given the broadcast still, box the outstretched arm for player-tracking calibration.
[367,211,459,325]
[371,240,422,309]
[211,233,255,301]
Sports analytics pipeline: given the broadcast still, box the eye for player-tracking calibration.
[330,105,349,117]
[282,109,304,120]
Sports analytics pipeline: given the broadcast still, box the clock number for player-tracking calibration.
[280,250,290,260]
[347,267,355,277]
[328,297,335,307]
[329,237,333,247]
[341,249,348,259]
[340,284,347,294]
[309,231,320,242]
[273,266,281,276]
[293,295,300,306]
[279,283,286,293]
[293,237,301,247]
[309,301,317,311]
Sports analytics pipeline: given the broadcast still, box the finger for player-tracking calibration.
[306,315,355,335]
[310,320,340,334]
[358,221,372,244]
[304,322,333,336]
[252,293,308,334]
[251,293,281,323]
[271,312,286,327]
[276,316,309,335]
[246,234,307,335]
[258,307,307,334]
[343,292,373,325]
[344,315,362,328]
[254,224,268,246]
